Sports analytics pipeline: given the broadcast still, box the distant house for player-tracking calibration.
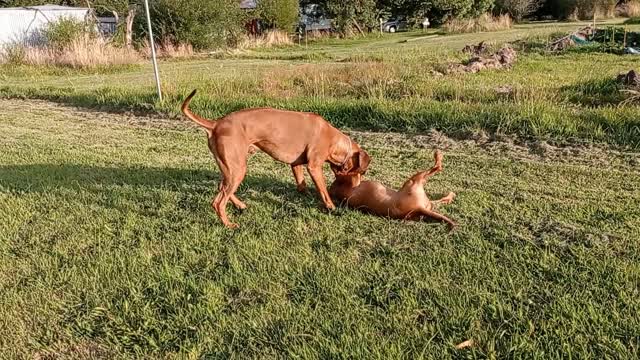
[0,5,90,46]
[0,5,116,47]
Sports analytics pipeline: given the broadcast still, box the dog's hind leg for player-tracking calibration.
[400,150,444,191]
[406,208,456,230]
[219,182,247,210]
[292,164,307,193]
[211,138,248,228]
[432,192,456,206]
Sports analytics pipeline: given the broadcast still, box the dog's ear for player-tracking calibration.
[357,151,371,174]
[348,150,370,175]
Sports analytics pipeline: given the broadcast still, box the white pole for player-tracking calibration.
[143,0,162,101]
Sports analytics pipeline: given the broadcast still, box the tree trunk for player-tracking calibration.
[125,7,136,49]
[352,19,365,36]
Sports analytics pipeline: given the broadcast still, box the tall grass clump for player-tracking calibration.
[239,30,294,49]
[443,14,513,33]
[618,1,640,17]
[141,38,194,59]
[0,17,141,68]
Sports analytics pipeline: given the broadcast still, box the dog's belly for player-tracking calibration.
[348,182,403,217]
[255,140,307,164]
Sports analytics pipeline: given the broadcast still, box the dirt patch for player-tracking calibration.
[617,69,639,87]
[438,45,517,75]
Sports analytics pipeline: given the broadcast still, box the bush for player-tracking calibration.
[141,0,247,50]
[326,0,378,34]
[549,0,617,20]
[257,0,299,32]
[495,0,543,21]
[625,16,640,24]
[443,13,513,33]
[40,17,95,50]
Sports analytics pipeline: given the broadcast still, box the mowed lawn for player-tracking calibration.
[1,98,639,358]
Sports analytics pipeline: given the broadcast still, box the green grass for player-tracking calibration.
[2,20,640,358]
[1,99,639,358]
[1,20,640,147]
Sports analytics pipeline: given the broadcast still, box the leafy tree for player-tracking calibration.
[258,0,299,31]
[88,0,139,48]
[140,0,246,49]
[495,0,541,20]
[326,0,379,34]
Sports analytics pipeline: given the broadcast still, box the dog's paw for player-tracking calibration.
[225,222,240,229]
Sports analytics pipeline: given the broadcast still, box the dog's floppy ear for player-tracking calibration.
[350,150,370,175]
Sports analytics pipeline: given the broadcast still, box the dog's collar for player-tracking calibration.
[340,136,352,167]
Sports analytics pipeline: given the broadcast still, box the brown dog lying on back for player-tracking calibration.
[329,150,457,229]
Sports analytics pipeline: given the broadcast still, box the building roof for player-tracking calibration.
[0,4,89,11]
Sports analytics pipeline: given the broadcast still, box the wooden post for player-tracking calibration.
[624,27,627,48]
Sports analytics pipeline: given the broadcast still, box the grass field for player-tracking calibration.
[1,21,640,358]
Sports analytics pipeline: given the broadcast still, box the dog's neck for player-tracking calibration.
[340,136,352,166]
[334,173,361,188]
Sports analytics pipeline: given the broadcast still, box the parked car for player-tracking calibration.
[298,3,334,33]
[382,16,409,33]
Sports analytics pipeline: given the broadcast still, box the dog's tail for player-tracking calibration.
[181,89,217,134]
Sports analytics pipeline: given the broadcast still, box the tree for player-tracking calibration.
[326,0,378,34]
[495,0,541,20]
[141,0,246,49]
[88,0,138,48]
[257,0,299,31]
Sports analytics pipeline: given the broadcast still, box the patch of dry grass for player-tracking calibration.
[618,1,640,17]
[0,37,141,68]
[140,38,195,59]
[443,14,513,34]
[239,30,293,49]
[261,62,411,99]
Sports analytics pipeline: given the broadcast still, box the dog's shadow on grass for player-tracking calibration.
[0,163,319,214]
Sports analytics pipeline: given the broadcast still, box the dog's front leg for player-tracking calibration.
[307,164,336,211]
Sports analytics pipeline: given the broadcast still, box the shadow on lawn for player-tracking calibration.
[0,163,319,213]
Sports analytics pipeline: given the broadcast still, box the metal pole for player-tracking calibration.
[144,0,162,101]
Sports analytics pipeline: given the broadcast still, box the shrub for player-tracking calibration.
[141,0,247,50]
[550,0,617,20]
[257,0,299,32]
[443,13,513,33]
[326,0,378,34]
[495,0,543,21]
[40,17,95,50]
[625,17,640,24]
[0,43,27,64]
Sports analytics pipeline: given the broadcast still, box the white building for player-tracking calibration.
[0,5,90,46]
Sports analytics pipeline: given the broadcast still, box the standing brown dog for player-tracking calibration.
[329,150,456,229]
[182,90,370,228]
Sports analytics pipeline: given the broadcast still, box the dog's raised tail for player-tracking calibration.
[181,89,217,133]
